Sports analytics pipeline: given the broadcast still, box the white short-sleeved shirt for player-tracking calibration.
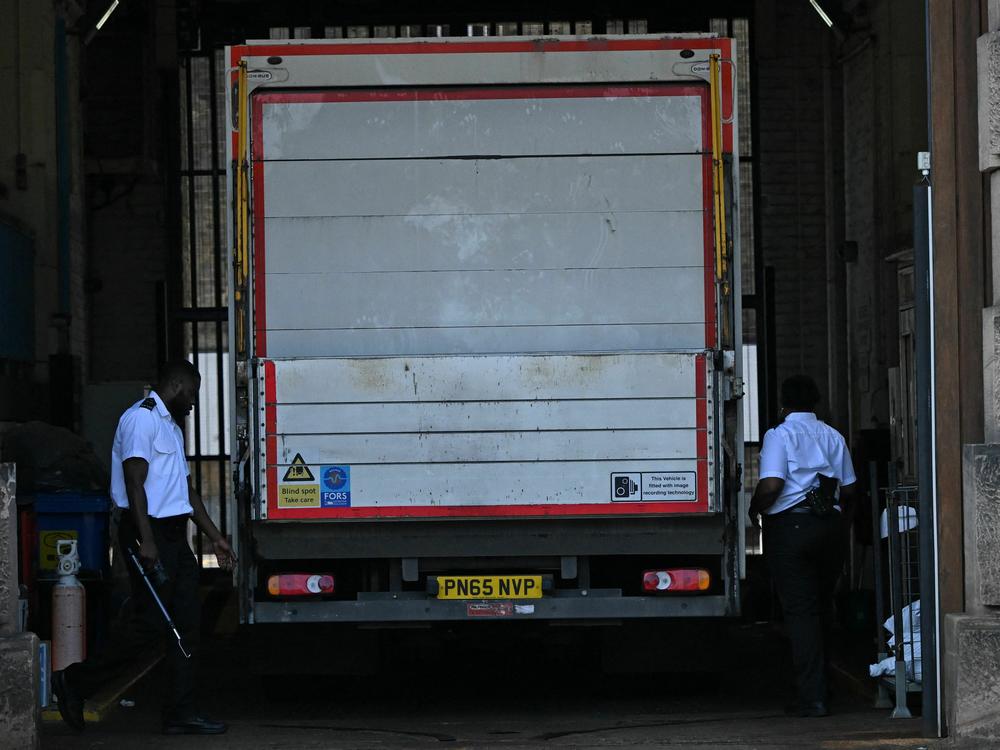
[758,412,857,515]
[110,391,193,518]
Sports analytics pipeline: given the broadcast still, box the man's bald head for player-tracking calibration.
[156,360,201,420]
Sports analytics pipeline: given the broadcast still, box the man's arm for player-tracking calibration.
[750,428,787,527]
[123,458,157,566]
[188,477,237,570]
[748,477,785,527]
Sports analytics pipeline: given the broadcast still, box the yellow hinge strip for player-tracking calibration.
[709,54,729,284]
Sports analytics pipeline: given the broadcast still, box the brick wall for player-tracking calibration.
[843,43,880,432]
[755,0,833,417]
[85,2,176,385]
[87,181,167,382]
[841,0,928,436]
[755,0,926,441]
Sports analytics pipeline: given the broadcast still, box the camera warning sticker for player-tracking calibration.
[641,472,697,501]
[320,465,351,507]
[611,472,698,502]
[611,473,641,501]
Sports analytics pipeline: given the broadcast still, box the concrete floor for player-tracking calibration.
[42,618,937,749]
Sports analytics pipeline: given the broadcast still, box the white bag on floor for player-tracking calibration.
[870,600,922,681]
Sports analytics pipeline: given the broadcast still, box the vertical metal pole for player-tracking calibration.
[870,462,891,708]
[922,0,943,734]
[209,51,228,545]
[886,478,912,718]
[184,57,204,565]
[914,179,941,735]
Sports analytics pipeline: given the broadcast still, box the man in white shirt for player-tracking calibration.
[749,375,857,718]
[53,360,236,735]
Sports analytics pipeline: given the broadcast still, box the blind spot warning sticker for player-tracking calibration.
[282,454,314,482]
[278,484,319,508]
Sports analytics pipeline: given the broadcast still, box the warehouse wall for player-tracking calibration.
[841,0,927,448]
[0,0,178,457]
[0,1,88,424]
[81,0,179,454]
[753,0,928,449]
[85,2,177,384]
[754,0,837,425]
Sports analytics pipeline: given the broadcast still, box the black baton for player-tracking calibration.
[125,545,192,659]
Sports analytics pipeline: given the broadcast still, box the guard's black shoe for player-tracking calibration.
[784,701,830,718]
[52,670,85,731]
[163,715,228,735]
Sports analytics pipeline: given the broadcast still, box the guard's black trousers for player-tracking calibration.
[764,510,846,705]
[63,511,200,720]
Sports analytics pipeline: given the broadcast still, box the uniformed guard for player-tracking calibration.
[52,359,236,735]
[748,375,857,718]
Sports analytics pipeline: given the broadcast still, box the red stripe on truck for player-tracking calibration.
[263,501,709,521]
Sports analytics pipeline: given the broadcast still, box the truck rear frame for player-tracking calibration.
[225,35,744,625]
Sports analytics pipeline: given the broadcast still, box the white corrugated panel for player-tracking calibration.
[256,89,710,358]
[260,353,712,516]
[259,93,703,159]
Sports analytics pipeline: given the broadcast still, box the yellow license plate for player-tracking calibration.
[436,575,543,600]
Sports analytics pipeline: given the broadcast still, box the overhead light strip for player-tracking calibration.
[95,1,120,31]
[808,0,835,28]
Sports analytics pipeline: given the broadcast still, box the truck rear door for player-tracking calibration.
[228,37,741,621]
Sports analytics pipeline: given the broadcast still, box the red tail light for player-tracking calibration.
[642,568,710,592]
[267,573,335,597]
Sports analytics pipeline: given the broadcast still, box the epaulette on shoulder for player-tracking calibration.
[139,397,156,411]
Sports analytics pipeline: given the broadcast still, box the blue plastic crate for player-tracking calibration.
[34,493,111,572]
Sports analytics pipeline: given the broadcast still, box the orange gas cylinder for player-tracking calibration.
[52,539,86,671]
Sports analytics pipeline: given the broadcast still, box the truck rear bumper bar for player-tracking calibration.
[252,516,726,559]
[252,590,730,623]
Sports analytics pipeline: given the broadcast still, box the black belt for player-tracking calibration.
[771,503,841,517]
[777,504,813,515]
[148,514,190,529]
[117,510,190,528]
